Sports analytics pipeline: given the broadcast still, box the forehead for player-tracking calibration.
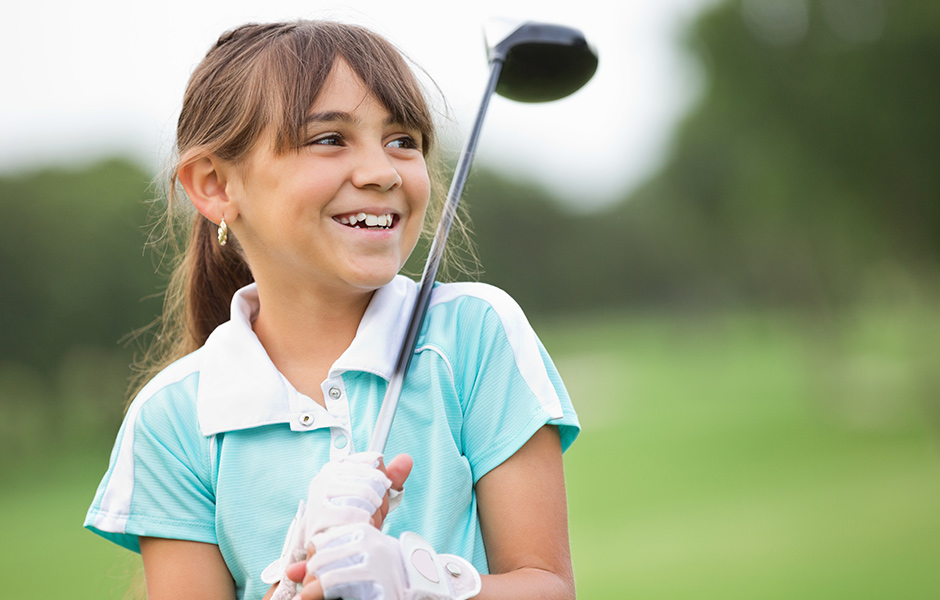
[309,60,392,118]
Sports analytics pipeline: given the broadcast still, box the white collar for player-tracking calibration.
[196,276,417,436]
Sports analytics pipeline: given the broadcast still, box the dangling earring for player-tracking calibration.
[217,218,228,246]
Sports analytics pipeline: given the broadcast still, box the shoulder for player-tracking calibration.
[427,281,528,331]
[120,350,214,493]
[132,350,203,406]
[430,280,520,309]
[84,349,217,554]
[125,350,204,435]
[422,282,547,386]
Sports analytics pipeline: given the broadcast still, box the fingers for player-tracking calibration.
[283,547,323,600]
[386,454,413,492]
[296,579,324,600]
[302,544,318,584]
[372,454,412,528]
[285,560,307,584]
[370,508,384,529]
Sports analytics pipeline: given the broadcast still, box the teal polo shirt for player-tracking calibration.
[85,276,579,600]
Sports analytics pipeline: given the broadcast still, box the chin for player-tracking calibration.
[349,270,401,292]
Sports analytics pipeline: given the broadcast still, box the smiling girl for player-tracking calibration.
[85,20,579,600]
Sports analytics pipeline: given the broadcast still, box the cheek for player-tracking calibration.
[402,170,431,254]
[409,167,432,219]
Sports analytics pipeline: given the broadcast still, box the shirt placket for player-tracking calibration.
[287,384,338,433]
[322,376,353,459]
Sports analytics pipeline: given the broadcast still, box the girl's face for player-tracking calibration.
[227,59,431,299]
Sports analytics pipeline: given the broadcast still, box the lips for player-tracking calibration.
[334,211,396,229]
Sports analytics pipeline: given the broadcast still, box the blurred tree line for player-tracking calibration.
[464,0,939,313]
[1,0,937,455]
[0,160,162,457]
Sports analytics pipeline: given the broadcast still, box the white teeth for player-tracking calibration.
[339,212,394,229]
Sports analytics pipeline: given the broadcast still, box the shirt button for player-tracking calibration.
[329,387,342,399]
[299,413,315,426]
[333,434,348,449]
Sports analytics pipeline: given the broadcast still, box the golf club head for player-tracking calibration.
[486,19,598,103]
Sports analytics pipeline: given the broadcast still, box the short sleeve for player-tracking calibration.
[432,285,580,483]
[84,372,217,553]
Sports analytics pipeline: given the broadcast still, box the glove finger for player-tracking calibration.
[310,463,391,502]
[324,478,386,508]
[309,523,366,552]
[340,451,384,468]
[318,566,378,594]
[319,456,386,481]
[340,464,392,494]
[306,527,368,576]
[307,546,367,579]
[304,504,373,543]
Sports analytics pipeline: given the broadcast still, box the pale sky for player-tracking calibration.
[2,0,716,209]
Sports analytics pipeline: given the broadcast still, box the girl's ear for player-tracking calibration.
[178,154,238,224]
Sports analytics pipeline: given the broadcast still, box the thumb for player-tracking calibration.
[385,453,413,492]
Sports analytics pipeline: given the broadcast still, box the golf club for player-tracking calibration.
[368,19,598,454]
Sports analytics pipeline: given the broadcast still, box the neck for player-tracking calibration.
[250,278,375,403]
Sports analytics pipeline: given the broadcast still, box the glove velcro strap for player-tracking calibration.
[434,554,481,600]
[400,532,482,600]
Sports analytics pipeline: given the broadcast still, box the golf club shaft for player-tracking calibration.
[368,58,506,454]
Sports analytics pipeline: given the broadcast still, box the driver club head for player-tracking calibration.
[485,19,599,103]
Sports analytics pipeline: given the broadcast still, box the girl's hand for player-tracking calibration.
[264,453,413,599]
[373,453,413,528]
[274,454,412,600]
[303,524,480,600]
[264,452,411,598]
[303,452,391,537]
[285,556,323,600]
[262,555,321,600]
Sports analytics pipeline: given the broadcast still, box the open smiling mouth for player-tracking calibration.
[334,212,396,230]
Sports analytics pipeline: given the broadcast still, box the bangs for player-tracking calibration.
[263,22,435,155]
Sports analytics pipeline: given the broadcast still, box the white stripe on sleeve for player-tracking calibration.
[429,283,564,420]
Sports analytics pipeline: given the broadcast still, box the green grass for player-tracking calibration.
[0,450,142,596]
[2,308,939,598]
[547,308,940,599]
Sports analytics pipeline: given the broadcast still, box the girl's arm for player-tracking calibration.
[139,537,236,599]
[474,424,575,600]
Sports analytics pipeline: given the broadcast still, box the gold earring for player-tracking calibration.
[217,218,228,246]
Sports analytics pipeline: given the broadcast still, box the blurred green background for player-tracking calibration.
[2,1,939,597]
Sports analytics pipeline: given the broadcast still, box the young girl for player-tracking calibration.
[84,20,579,600]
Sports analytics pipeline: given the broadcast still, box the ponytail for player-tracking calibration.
[185,216,254,347]
[126,209,252,407]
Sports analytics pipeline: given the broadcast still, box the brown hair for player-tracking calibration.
[132,20,443,398]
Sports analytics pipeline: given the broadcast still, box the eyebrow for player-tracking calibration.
[305,111,405,128]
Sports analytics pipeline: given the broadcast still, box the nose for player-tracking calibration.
[351,146,402,192]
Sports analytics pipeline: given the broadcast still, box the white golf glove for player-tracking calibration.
[262,452,393,599]
[307,522,481,600]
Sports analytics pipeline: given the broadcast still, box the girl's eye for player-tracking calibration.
[309,133,344,146]
[387,136,420,151]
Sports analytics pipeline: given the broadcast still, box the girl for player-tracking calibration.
[84,20,579,600]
